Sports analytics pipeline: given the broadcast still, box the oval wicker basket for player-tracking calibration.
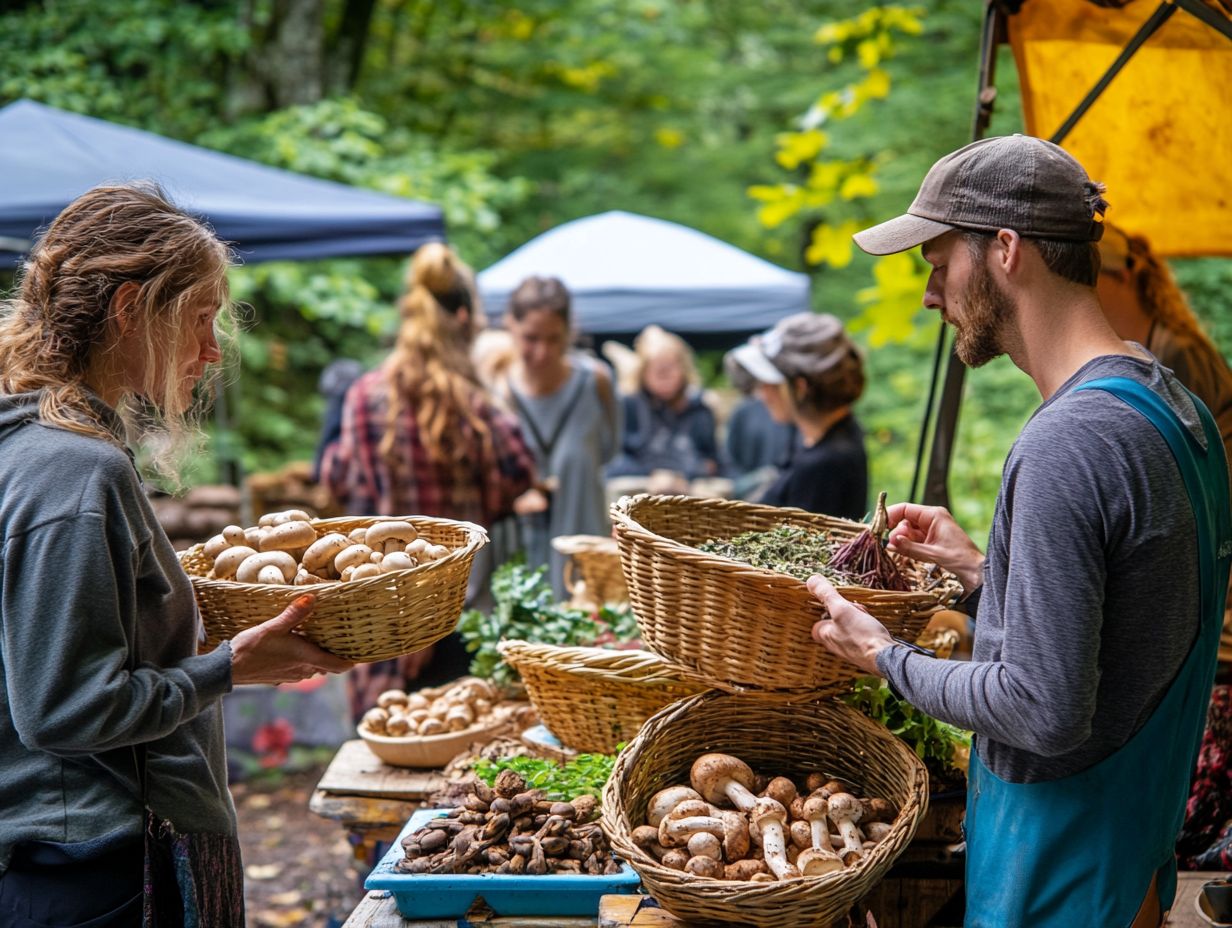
[497,640,706,754]
[611,494,960,693]
[551,534,629,608]
[602,691,929,928]
[179,515,488,662]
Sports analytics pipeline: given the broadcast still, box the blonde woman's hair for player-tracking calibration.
[383,242,492,464]
[633,325,699,391]
[0,182,234,478]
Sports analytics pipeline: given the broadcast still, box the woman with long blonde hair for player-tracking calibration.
[321,243,535,714]
[0,183,351,926]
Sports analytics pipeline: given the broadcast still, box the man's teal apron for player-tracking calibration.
[964,377,1232,927]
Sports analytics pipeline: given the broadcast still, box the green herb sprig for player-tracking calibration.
[843,677,970,785]
[472,751,619,801]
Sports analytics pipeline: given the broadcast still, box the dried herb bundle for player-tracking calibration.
[697,525,845,584]
[829,492,911,592]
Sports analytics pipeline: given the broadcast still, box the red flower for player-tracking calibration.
[252,718,295,768]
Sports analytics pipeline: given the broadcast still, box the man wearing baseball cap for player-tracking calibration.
[806,135,1231,926]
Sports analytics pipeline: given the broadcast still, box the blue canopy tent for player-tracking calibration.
[0,99,446,265]
[478,211,810,344]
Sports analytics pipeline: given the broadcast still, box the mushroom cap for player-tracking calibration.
[270,509,312,526]
[864,821,893,843]
[686,832,722,860]
[334,543,375,573]
[762,776,797,807]
[302,532,350,571]
[235,550,298,584]
[660,849,689,871]
[380,551,417,573]
[260,520,316,553]
[796,847,844,876]
[365,520,418,550]
[802,792,830,822]
[690,753,756,807]
[750,796,788,828]
[826,793,864,826]
[863,797,897,824]
[723,859,768,881]
[631,825,661,849]
[720,814,751,861]
[684,856,723,878]
[203,534,231,560]
[350,563,382,581]
[212,545,259,580]
[257,564,288,585]
[647,786,701,827]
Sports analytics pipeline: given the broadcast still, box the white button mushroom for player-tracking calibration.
[334,544,375,575]
[380,552,416,573]
[405,538,429,559]
[302,533,350,577]
[211,545,258,580]
[269,509,312,526]
[350,563,382,581]
[257,564,288,585]
[235,551,298,584]
[259,520,316,555]
[364,520,418,555]
[348,527,368,544]
[203,534,231,560]
[796,792,844,875]
[222,524,247,546]
[646,786,703,828]
[243,526,264,548]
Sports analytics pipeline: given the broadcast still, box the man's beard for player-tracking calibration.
[952,260,1014,368]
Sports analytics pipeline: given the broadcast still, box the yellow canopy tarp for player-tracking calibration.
[1007,0,1232,257]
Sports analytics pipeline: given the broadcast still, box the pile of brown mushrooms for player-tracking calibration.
[201,511,451,585]
[361,678,500,738]
[631,753,897,882]
[399,770,622,876]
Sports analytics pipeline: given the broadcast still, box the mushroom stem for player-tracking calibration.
[751,797,799,880]
[827,793,866,862]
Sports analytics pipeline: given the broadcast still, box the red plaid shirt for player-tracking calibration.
[320,369,535,527]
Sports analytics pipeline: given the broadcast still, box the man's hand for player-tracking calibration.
[230,594,355,686]
[513,487,549,516]
[807,575,893,676]
[884,502,985,593]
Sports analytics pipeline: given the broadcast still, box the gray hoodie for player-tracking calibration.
[0,390,235,873]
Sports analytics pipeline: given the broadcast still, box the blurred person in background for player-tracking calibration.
[320,243,536,719]
[607,324,721,484]
[722,347,798,499]
[501,276,620,599]
[730,312,867,519]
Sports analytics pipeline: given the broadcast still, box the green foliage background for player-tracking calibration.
[2,0,1227,541]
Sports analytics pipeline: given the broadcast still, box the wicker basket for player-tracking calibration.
[611,494,960,693]
[551,534,629,608]
[497,640,706,753]
[179,515,487,662]
[602,691,929,928]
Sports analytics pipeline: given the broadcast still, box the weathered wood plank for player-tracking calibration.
[316,739,447,800]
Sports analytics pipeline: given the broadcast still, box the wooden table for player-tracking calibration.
[309,739,447,865]
[341,872,1226,927]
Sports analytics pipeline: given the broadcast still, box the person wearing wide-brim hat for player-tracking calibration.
[805,134,1231,927]
[729,312,867,520]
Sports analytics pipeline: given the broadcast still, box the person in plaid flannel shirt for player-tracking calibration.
[321,243,537,719]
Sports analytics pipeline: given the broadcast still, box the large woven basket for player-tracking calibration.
[611,494,960,693]
[497,640,706,753]
[551,534,629,608]
[179,515,487,662]
[602,691,929,928]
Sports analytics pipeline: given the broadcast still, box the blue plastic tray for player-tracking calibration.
[365,808,642,918]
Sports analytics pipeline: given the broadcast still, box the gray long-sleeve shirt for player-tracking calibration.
[0,390,235,873]
[878,353,1214,783]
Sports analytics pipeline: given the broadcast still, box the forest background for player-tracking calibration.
[4,0,1229,540]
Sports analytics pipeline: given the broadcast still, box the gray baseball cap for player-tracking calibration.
[854,134,1108,256]
[730,313,858,386]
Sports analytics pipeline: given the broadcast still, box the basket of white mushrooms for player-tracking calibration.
[179,513,487,662]
[602,691,928,928]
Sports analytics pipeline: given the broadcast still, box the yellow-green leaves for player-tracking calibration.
[805,220,861,268]
[851,253,932,347]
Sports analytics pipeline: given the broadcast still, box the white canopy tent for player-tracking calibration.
[478,210,810,338]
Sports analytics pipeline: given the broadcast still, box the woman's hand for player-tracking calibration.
[884,502,985,594]
[807,575,893,675]
[513,487,549,516]
[229,595,355,686]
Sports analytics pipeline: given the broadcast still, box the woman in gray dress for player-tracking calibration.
[502,277,620,598]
